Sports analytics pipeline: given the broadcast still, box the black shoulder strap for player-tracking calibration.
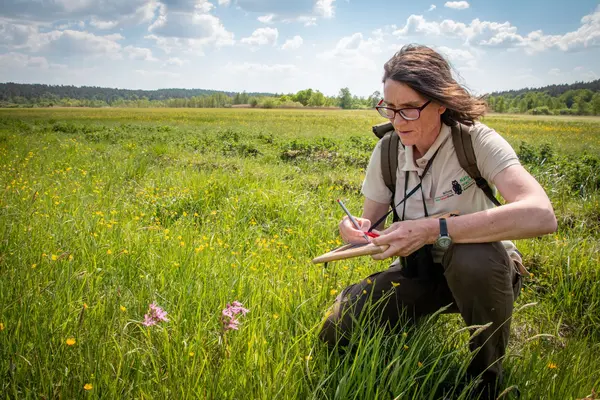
[451,123,502,207]
[380,130,401,221]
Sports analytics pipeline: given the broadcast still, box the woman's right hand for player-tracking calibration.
[338,216,373,244]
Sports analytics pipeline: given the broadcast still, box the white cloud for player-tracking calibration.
[318,32,384,72]
[28,30,125,59]
[0,52,66,69]
[258,14,275,24]
[444,1,469,10]
[428,4,437,11]
[235,0,336,24]
[297,16,318,26]
[2,0,158,30]
[0,20,38,47]
[124,45,157,61]
[314,0,336,18]
[240,27,278,47]
[281,35,303,50]
[145,1,234,53]
[218,0,231,5]
[89,18,119,30]
[393,6,600,54]
[164,57,187,66]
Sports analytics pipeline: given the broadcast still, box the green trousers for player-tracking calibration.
[319,242,522,383]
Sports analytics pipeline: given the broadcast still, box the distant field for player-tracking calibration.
[1,108,599,399]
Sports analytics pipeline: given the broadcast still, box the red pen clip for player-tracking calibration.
[366,232,380,238]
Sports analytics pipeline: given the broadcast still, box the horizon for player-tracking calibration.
[1,0,599,97]
[2,78,599,98]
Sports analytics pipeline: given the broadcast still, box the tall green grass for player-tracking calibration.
[0,109,599,399]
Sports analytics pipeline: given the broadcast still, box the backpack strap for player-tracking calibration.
[380,130,401,222]
[451,123,502,207]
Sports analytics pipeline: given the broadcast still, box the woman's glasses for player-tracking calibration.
[376,99,431,121]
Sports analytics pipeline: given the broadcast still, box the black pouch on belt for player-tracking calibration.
[399,244,442,280]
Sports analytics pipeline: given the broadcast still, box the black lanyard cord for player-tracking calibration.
[368,148,440,232]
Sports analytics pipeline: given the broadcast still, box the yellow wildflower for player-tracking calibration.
[330,289,338,296]
[120,305,126,312]
[418,362,423,368]
[83,383,93,390]
[189,352,195,357]
[106,249,112,255]
[66,338,76,346]
[51,254,58,261]
[273,314,279,319]
[0,322,4,331]
[547,362,557,369]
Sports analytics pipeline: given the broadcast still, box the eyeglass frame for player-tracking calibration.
[375,99,432,121]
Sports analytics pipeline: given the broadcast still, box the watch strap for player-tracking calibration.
[439,218,448,237]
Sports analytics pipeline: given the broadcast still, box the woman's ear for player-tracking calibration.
[438,104,447,115]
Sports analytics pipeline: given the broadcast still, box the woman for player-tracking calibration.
[318,44,557,398]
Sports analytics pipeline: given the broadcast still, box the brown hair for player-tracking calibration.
[382,44,487,126]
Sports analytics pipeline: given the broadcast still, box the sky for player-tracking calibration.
[0,0,599,97]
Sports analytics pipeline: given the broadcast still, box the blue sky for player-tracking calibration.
[0,0,598,97]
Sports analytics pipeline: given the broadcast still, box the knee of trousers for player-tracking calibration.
[318,296,350,347]
[442,242,512,288]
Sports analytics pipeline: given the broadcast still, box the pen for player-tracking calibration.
[337,199,371,242]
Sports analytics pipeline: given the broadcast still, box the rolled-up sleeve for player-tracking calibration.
[361,140,393,204]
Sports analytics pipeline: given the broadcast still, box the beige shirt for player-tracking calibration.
[361,122,521,263]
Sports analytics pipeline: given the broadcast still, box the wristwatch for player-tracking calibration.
[435,218,452,250]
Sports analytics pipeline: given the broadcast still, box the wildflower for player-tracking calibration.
[0,322,4,331]
[83,383,93,390]
[66,338,76,346]
[120,305,126,312]
[547,362,557,369]
[403,345,409,350]
[83,303,88,309]
[418,361,423,368]
[273,314,279,319]
[106,249,112,255]
[366,278,372,285]
[330,289,338,296]
[143,302,169,327]
[221,301,249,332]
[211,210,217,215]
[189,351,195,357]
[51,254,58,261]
[391,281,400,287]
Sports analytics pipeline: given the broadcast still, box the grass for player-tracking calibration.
[0,108,599,399]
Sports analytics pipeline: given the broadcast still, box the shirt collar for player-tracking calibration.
[402,123,451,172]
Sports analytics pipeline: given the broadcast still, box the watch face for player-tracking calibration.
[436,236,452,249]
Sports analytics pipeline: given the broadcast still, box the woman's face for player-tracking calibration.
[382,79,446,152]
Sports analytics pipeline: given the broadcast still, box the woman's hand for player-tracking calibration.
[370,219,437,260]
[338,216,374,244]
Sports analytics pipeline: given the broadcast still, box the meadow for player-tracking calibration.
[0,108,599,399]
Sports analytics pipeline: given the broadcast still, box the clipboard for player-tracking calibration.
[312,211,458,264]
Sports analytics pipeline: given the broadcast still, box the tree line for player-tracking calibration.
[487,87,600,116]
[1,80,599,115]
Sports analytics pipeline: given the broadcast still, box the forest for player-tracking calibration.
[1,80,599,115]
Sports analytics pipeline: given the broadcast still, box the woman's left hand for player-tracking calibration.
[370,219,436,260]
